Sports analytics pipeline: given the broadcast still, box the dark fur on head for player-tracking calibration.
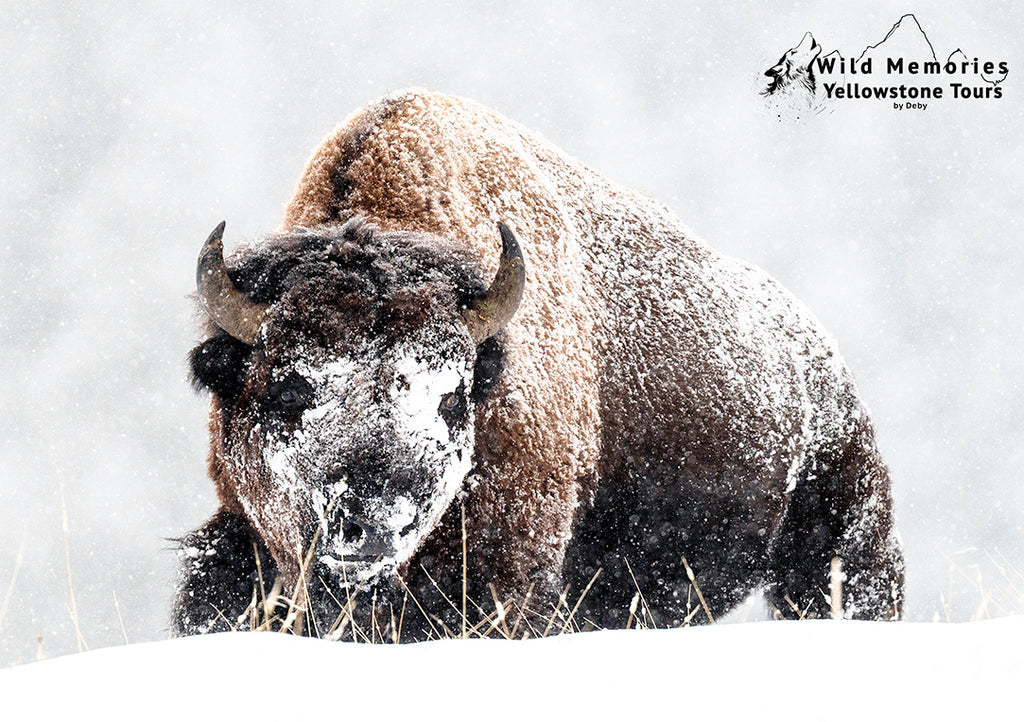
[188,218,505,403]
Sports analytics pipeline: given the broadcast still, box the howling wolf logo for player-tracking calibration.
[764,32,822,100]
[762,32,827,119]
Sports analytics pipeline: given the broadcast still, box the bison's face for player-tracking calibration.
[236,322,476,587]
[192,220,524,591]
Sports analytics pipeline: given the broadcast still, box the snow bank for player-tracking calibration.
[2,618,1020,719]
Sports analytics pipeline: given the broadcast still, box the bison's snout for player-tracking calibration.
[334,516,394,562]
[320,495,417,566]
[322,504,394,559]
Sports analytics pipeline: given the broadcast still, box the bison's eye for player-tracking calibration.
[265,373,314,422]
[438,382,468,430]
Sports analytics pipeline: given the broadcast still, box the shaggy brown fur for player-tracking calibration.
[175,89,904,637]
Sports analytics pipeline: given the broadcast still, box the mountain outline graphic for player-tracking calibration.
[762,12,1009,111]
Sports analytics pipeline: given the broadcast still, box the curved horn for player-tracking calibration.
[196,221,269,345]
[462,222,526,345]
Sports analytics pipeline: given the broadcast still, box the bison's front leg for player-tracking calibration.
[171,509,278,636]
[766,421,905,621]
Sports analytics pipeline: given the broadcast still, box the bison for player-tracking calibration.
[173,89,904,639]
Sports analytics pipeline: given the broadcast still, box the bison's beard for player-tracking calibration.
[299,564,412,641]
[300,538,476,642]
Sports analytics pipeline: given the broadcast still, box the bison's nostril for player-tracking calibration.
[399,514,419,537]
[342,518,364,544]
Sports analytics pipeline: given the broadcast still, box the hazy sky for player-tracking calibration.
[1,2,1020,664]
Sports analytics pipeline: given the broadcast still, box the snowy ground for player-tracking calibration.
[2,618,1020,719]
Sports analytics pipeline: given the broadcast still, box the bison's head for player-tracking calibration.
[189,218,524,595]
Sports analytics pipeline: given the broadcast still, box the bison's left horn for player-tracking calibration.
[196,221,269,345]
[462,222,526,345]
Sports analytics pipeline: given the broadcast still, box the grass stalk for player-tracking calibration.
[488,583,511,638]
[541,585,570,638]
[682,556,714,624]
[461,502,468,639]
[829,556,844,620]
[560,568,601,634]
[112,590,129,644]
[509,583,533,640]
[624,559,658,629]
[60,485,86,652]
[0,535,25,633]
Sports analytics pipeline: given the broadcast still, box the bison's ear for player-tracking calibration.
[189,333,252,400]
[470,335,505,403]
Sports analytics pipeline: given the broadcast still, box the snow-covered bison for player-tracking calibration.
[173,89,904,638]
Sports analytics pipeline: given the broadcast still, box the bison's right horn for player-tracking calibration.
[462,222,527,345]
[196,221,269,345]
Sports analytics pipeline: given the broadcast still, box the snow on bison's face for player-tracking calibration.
[193,219,525,590]
[240,319,477,587]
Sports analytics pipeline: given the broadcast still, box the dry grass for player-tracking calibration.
[218,511,701,642]
[4,502,1023,665]
[0,536,25,637]
[230,569,641,643]
[60,485,86,653]
[935,548,1024,622]
[210,497,691,642]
